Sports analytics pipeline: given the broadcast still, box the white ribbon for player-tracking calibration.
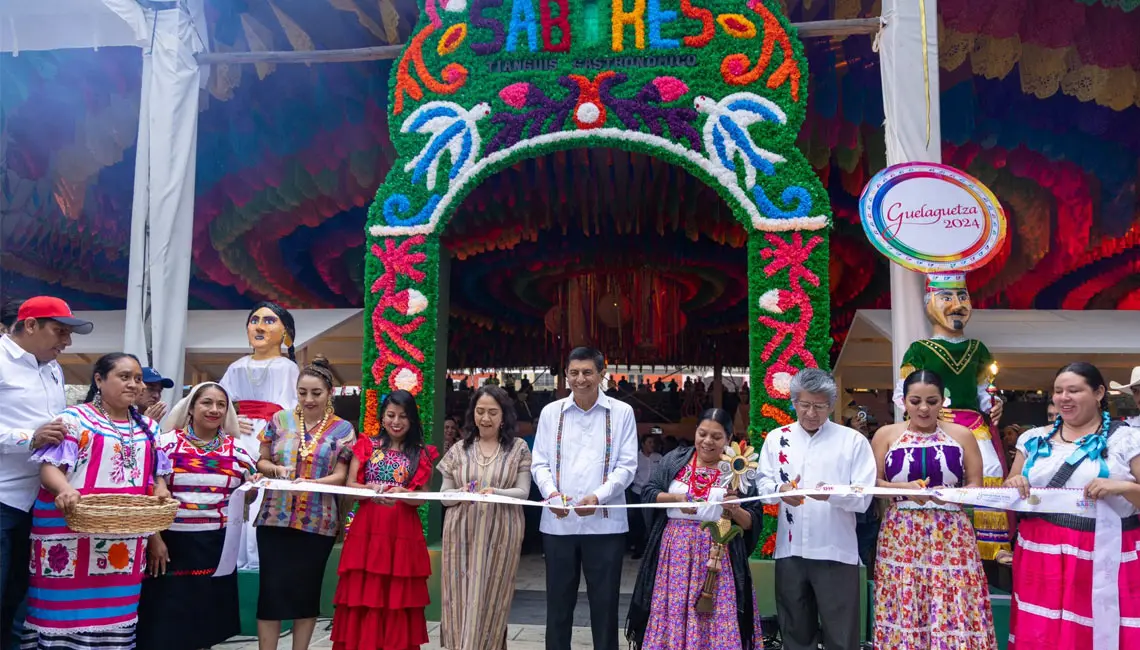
[209,480,1129,647]
[1093,500,1122,650]
[214,480,1106,577]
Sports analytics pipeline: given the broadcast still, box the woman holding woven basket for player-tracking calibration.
[20,353,172,650]
[135,382,258,650]
[253,356,355,650]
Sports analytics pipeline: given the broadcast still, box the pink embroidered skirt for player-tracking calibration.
[873,505,998,650]
[643,519,762,650]
[1009,517,1140,650]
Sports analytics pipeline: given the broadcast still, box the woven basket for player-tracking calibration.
[64,494,178,535]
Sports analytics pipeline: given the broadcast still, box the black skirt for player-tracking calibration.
[136,529,240,650]
[255,525,335,621]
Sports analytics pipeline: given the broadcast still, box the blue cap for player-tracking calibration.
[142,367,174,389]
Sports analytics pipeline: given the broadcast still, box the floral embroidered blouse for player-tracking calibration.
[352,436,439,494]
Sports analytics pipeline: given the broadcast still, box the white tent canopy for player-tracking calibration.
[836,309,1140,391]
[58,309,364,386]
[0,0,146,53]
[2,0,206,406]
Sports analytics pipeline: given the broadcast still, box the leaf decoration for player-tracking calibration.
[270,2,316,59]
[379,0,402,45]
[240,13,276,80]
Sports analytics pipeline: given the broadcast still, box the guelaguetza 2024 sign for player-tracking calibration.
[858,162,1006,274]
[361,0,832,465]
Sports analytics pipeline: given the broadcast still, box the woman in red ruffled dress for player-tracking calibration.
[331,389,439,650]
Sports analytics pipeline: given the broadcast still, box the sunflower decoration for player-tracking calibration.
[718,441,760,492]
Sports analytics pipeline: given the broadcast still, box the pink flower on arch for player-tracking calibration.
[499,82,532,109]
[651,76,689,103]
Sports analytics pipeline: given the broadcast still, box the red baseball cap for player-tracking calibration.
[16,296,94,335]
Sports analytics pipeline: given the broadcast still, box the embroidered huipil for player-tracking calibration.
[756,421,876,565]
[255,410,355,537]
[531,393,638,535]
[664,464,728,522]
[0,335,68,511]
[1009,425,1140,650]
[24,404,171,635]
[157,431,257,532]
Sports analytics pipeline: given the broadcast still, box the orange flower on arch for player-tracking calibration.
[107,542,131,570]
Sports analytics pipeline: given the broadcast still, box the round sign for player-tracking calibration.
[858,162,1006,274]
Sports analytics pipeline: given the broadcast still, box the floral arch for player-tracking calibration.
[361,0,832,450]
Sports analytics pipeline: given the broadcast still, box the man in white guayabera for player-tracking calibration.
[532,347,638,650]
[757,368,877,650]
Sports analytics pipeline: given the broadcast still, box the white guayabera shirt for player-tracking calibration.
[532,392,638,536]
[756,420,877,566]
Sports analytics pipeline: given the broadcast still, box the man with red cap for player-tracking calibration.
[0,296,92,649]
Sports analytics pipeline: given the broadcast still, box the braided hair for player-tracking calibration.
[247,301,297,362]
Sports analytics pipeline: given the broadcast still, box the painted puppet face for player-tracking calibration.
[925,289,972,335]
[247,307,285,355]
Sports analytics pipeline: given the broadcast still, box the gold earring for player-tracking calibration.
[284,334,293,348]
[325,401,334,418]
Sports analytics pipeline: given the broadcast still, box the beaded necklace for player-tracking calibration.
[184,424,224,453]
[295,406,332,459]
[685,453,721,502]
[1023,411,1111,480]
[475,440,501,467]
[95,402,138,478]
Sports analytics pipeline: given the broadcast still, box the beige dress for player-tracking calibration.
[438,437,532,650]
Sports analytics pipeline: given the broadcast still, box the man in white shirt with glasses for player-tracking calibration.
[757,368,876,650]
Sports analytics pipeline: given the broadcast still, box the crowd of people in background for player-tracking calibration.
[2,295,1139,650]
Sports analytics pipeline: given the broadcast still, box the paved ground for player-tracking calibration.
[221,622,610,649]
[221,554,638,649]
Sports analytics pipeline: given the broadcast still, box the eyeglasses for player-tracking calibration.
[794,401,830,413]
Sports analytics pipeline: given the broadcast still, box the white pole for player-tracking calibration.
[123,49,152,368]
[879,0,940,418]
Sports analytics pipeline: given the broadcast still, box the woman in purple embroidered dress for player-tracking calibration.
[870,370,997,650]
[626,409,765,650]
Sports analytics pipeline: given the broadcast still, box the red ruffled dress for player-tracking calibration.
[331,439,438,650]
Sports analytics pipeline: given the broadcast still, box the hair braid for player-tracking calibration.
[129,404,160,478]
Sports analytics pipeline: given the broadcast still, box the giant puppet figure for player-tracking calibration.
[219,302,299,570]
[860,162,1011,563]
[894,272,1011,560]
